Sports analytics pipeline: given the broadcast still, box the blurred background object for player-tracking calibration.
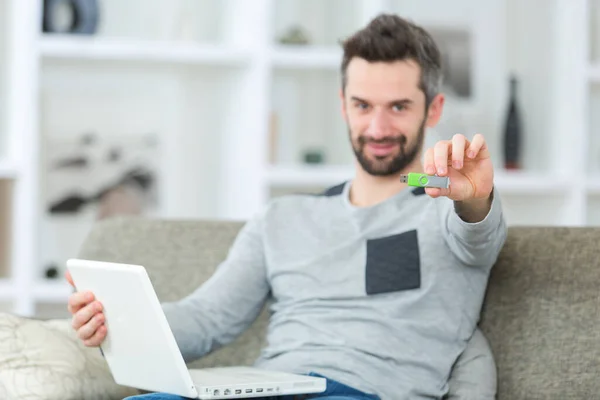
[42,0,99,35]
[502,75,522,170]
[0,0,595,318]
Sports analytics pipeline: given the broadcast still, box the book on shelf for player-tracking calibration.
[0,180,12,279]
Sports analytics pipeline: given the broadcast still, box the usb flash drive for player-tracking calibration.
[399,173,450,189]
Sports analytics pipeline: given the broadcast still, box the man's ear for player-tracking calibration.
[425,93,445,128]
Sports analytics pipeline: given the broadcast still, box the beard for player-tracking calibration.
[349,117,427,177]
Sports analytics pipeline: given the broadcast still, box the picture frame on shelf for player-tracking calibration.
[43,131,159,218]
[427,25,472,99]
[40,131,160,281]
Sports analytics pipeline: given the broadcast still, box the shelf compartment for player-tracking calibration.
[70,0,229,44]
[272,0,363,47]
[270,46,342,70]
[498,192,572,226]
[38,62,242,279]
[270,69,353,167]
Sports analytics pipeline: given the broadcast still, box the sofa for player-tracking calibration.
[1,216,599,399]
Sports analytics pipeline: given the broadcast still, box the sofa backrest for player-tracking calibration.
[479,226,600,399]
[78,217,600,399]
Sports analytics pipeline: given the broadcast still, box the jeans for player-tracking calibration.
[124,372,380,400]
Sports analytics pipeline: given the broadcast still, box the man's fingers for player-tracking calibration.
[466,133,487,159]
[433,141,450,176]
[83,323,107,347]
[426,187,450,198]
[423,148,435,175]
[451,134,466,169]
[425,187,442,198]
[67,290,95,314]
[65,270,74,288]
[72,300,103,331]
[77,312,105,341]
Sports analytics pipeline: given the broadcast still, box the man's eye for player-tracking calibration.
[393,104,405,111]
[356,102,369,110]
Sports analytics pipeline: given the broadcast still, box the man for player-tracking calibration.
[67,13,507,400]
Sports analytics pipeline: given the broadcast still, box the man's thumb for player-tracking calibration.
[65,270,75,288]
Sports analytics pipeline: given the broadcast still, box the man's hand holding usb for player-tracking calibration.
[423,133,495,223]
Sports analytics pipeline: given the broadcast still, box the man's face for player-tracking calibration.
[341,58,440,177]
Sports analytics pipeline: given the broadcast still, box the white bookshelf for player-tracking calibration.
[0,0,597,317]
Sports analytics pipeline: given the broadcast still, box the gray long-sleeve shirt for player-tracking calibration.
[162,181,507,399]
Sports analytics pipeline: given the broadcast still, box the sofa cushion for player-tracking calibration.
[0,312,139,400]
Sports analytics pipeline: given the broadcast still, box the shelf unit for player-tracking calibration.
[0,0,597,317]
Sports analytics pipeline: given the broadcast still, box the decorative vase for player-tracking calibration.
[42,0,99,35]
[503,75,522,170]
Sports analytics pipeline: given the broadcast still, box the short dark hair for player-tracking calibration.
[340,13,443,107]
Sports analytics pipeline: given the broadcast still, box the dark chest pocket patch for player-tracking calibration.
[365,230,421,295]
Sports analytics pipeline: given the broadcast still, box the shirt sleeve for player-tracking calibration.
[159,210,270,363]
[438,186,508,268]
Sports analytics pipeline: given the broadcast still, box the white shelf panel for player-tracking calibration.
[0,279,15,302]
[589,65,600,83]
[270,46,342,69]
[40,36,251,67]
[33,281,73,302]
[267,167,565,195]
[267,164,353,187]
[587,178,600,194]
[0,159,18,179]
[493,171,567,194]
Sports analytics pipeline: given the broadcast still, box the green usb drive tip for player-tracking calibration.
[400,173,450,189]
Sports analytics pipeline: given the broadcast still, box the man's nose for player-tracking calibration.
[365,109,393,139]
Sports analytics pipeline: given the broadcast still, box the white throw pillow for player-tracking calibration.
[0,312,139,400]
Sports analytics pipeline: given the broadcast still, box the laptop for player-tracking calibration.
[66,258,326,399]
